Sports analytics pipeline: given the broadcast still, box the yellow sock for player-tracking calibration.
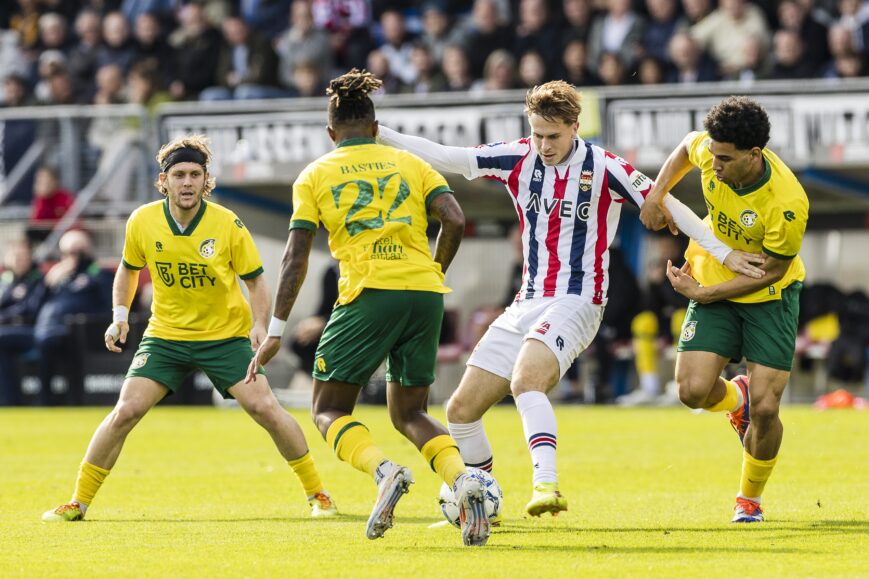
[72,461,110,507]
[325,415,386,478]
[420,434,466,487]
[707,378,739,412]
[631,311,658,376]
[740,449,778,500]
[288,451,324,498]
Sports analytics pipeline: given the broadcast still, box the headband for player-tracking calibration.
[161,147,208,173]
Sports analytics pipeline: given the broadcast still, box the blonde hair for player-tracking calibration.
[154,134,216,197]
[524,80,582,125]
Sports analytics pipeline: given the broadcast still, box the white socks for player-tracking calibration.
[447,419,494,472]
[515,391,558,484]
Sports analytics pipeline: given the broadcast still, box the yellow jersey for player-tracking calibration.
[122,198,264,340]
[685,131,809,303]
[290,137,453,304]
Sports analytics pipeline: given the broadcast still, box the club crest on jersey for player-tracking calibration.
[131,353,150,369]
[535,321,551,335]
[579,169,593,191]
[198,238,216,258]
[681,321,697,342]
[739,210,758,228]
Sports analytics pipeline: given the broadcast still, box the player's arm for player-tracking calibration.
[243,273,270,350]
[105,264,140,353]
[428,192,465,274]
[639,131,699,234]
[666,254,791,304]
[245,228,314,381]
[377,125,475,178]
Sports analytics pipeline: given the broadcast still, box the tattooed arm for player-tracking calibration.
[428,192,465,274]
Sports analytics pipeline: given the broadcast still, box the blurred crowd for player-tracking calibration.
[1,0,868,108]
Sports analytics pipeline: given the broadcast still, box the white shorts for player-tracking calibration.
[467,294,604,381]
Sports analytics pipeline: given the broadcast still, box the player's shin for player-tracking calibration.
[448,419,494,473]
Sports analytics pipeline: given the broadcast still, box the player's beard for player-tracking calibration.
[172,189,204,211]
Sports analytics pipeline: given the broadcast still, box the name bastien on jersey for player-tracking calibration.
[122,198,264,341]
[465,138,652,305]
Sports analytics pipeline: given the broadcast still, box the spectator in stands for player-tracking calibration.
[32,229,112,405]
[36,13,72,54]
[0,73,37,206]
[240,0,292,40]
[126,59,172,114]
[419,1,454,64]
[517,49,548,88]
[560,36,599,86]
[121,0,175,25]
[454,0,514,79]
[638,55,665,84]
[597,51,628,86]
[30,165,74,229]
[0,29,28,82]
[364,50,401,94]
[643,0,685,64]
[34,50,68,103]
[767,30,818,79]
[471,48,516,93]
[0,240,45,406]
[289,60,327,97]
[441,43,474,91]
[834,0,869,50]
[275,0,332,93]
[560,0,594,45]
[132,11,177,82]
[168,3,222,100]
[588,0,645,76]
[823,50,867,77]
[821,22,866,77]
[1,72,33,107]
[691,0,770,77]
[377,9,416,86]
[514,0,560,74]
[96,11,137,74]
[312,0,373,70]
[778,0,830,72]
[681,0,713,26]
[67,9,102,99]
[666,29,719,83]
[403,42,447,94]
[93,64,126,105]
[726,33,772,82]
[200,16,283,100]
[9,0,40,53]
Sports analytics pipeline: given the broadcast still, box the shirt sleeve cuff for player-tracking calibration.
[122,259,145,270]
[289,219,317,231]
[239,266,264,280]
[762,246,796,260]
[425,185,453,212]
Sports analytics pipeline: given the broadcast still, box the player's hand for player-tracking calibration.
[666,259,703,300]
[104,321,129,353]
[245,336,281,383]
[250,325,267,350]
[640,196,678,235]
[723,250,767,279]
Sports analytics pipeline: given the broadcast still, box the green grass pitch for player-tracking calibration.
[1,404,866,577]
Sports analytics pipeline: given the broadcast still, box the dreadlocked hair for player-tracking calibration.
[327,68,382,127]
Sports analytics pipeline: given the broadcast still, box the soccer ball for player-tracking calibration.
[438,467,502,528]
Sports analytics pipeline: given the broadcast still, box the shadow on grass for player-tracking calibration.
[421,545,819,555]
[492,519,869,537]
[87,515,443,525]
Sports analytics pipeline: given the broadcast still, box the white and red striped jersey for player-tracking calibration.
[466,137,652,305]
[376,126,732,306]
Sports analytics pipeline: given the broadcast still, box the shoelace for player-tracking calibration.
[735,498,760,514]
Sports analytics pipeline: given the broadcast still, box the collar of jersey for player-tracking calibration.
[336,137,376,148]
[163,197,207,236]
[731,156,771,196]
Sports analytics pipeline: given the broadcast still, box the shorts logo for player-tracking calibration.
[579,169,593,191]
[199,239,216,258]
[316,357,327,373]
[131,353,150,369]
[739,210,758,228]
[535,321,551,335]
[681,321,698,342]
[555,336,564,351]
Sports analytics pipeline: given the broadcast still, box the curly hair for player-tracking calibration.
[154,134,216,197]
[327,68,382,128]
[524,80,582,125]
[704,96,771,151]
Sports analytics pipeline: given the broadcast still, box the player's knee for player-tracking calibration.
[445,394,480,424]
[111,401,147,431]
[750,396,780,425]
[245,396,281,428]
[388,405,421,435]
[675,376,707,408]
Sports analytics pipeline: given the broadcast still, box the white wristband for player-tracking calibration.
[113,305,129,324]
[267,316,287,337]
